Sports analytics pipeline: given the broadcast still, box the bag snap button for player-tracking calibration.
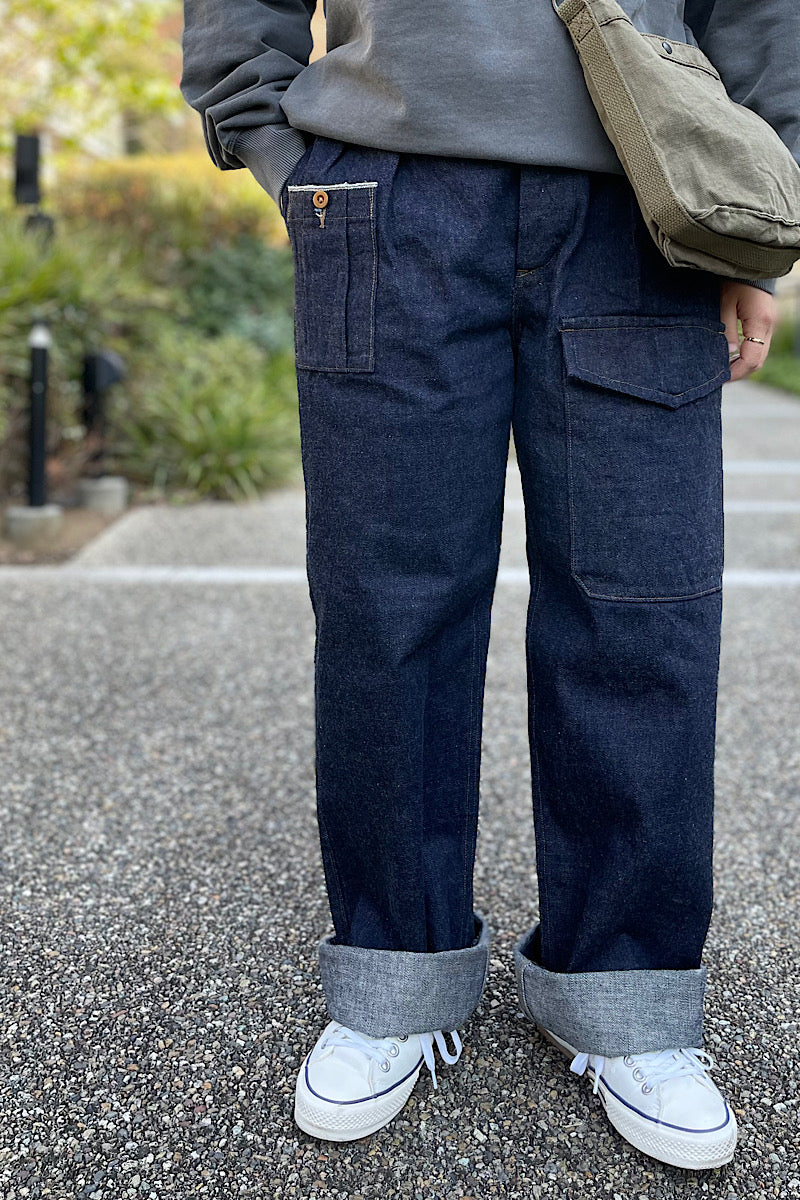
[312,189,329,208]
[661,40,673,53]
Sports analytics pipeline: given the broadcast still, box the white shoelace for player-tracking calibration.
[418,1029,463,1089]
[570,1046,716,1095]
[320,1024,463,1090]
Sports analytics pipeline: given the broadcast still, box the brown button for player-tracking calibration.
[313,189,329,209]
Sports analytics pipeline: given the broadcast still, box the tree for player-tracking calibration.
[0,0,183,157]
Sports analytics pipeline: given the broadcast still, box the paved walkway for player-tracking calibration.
[0,378,797,1198]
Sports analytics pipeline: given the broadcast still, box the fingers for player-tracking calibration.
[720,281,777,383]
[720,286,739,360]
[730,334,769,380]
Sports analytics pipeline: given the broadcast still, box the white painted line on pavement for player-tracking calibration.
[1,565,800,587]
[724,461,800,473]
[493,568,800,587]
[723,405,800,418]
[722,570,800,585]
[723,500,800,513]
[63,565,309,583]
[0,565,307,584]
[505,498,800,513]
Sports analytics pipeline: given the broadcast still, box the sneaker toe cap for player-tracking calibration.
[304,1054,379,1104]
[659,1077,733,1133]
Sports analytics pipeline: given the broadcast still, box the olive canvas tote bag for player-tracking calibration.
[551,0,800,280]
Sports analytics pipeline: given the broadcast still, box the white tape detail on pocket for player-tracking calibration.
[286,181,378,191]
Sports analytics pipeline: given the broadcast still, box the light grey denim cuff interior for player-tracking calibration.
[233,124,311,209]
[318,911,492,1038]
[514,924,706,1057]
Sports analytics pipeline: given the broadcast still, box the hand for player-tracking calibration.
[720,280,777,382]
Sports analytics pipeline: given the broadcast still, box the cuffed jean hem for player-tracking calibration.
[513,924,707,1057]
[317,911,492,1038]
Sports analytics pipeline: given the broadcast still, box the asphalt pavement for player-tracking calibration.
[0,377,797,1198]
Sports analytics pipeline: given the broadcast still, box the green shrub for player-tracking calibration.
[751,352,800,394]
[55,149,287,258]
[750,312,800,396]
[113,326,300,501]
[179,232,295,353]
[0,206,159,496]
[1,147,303,502]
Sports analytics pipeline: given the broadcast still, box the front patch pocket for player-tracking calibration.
[560,314,730,602]
[285,181,378,372]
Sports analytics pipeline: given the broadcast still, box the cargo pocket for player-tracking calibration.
[285,180,378,372]
[560,314,731,602]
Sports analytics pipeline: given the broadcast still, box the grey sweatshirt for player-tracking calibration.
[180,1,800,296]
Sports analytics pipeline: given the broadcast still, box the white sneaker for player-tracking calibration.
[539,1025,738,1169]
[294,1019,463,1141]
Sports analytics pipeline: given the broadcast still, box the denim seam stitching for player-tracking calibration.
[288,216,372,223]
[570,570,723,604]
[514,241,563,279]
[316,766,352,938]
[564,357,581,588]
[511,282,520,346]
[296,364,377,373]
[291,233,305,366]
[560,323,725,335]
[461,602,480,941]
[564,380,725,601]
[527,557,550,956]
[367,185,377,369]
[294,186,377,374]
[565,367,727,402]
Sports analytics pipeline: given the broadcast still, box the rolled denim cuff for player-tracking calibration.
[318,911,492,1038]
[514,924,706,1057]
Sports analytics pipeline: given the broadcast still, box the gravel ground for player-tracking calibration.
[0,379,797,1199]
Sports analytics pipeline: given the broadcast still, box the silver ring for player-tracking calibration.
[743,336,766,344]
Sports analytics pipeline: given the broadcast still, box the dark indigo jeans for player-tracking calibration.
[280,134,730,1056]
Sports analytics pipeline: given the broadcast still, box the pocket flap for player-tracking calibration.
[559,315,731,408]
[640,33,722,82]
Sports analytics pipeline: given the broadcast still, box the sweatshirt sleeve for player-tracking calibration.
[727,276,777,295]
[684,0,800,296]
[180,0,317,206]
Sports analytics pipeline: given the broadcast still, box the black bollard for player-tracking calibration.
[81,349,127,477]
[28,320,52,507]
[15,134,40,206]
